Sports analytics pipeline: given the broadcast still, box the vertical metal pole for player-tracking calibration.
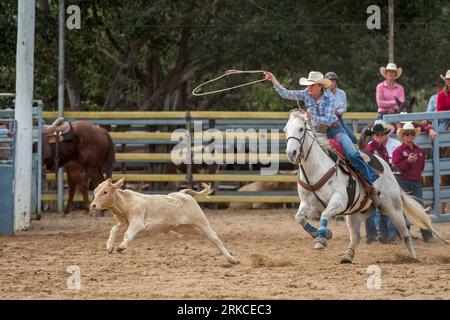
[14,0,35,231]
[37,102,42,214]
[57,0,65,212]
[432,119,441,221]
[388,0,394,62]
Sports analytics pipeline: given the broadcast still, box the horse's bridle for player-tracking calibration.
[285,121,316,163]
[286,118,333,209]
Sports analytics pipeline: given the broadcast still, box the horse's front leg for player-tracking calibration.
[341,213,362,263]
[314,193,346,250]
[295,202,333,240]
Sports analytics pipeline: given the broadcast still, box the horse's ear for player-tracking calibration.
[395,96,402,107]
[300,113,309,122]
[105,178,112,184]
[112,177,125,190]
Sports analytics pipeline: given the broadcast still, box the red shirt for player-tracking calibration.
[364,141,389,163]
[437,90,450,111]
[392,143,425,181]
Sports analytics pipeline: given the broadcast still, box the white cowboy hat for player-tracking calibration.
[440,70,450,81]
[366,120,394,136]
[299,71,332,88]
[380,63,402,79]
[396,121,420,140]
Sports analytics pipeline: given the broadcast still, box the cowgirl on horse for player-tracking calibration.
[265,71,382,206]
[265,71,447,262]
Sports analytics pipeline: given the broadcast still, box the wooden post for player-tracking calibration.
[57,0,65,212]
[388,0,394,62]
[14,0,35,231]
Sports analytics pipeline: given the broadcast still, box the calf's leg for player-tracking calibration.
[107,223,123,254]
[117,220,145,253]
[193,214,237,264]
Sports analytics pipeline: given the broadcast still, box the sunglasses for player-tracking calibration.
[403,132,416,137]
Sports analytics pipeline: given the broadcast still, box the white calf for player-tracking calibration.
[90,178,237,264]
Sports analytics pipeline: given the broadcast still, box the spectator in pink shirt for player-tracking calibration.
[376,63,405,118]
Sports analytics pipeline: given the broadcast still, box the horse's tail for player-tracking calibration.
[400,190,448,244]
[179,182,214,197]
[104,132,115,179]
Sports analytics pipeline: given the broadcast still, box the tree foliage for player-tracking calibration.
[0,0,449,112]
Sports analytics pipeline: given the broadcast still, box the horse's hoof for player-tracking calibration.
[340,255,353,264]
[107,247,114,254]
[227,257,238,264]
[314,229,332,240]
[314,237,327,250]
[116,247,126,253]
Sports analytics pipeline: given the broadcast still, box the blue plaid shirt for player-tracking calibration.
[274,83,338,126]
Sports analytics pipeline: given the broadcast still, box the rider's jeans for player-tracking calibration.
[327,125,379,184]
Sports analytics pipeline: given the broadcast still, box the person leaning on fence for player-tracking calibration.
[392,122,434,242]
[363,121,400,244]
[265,70,382,207]
[324,72,357,144]
[376,63,405,119]
[437,70,450,131]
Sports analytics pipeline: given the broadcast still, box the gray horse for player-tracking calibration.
[284,110,447,263]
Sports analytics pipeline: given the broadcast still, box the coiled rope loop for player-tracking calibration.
[192,70,267,96]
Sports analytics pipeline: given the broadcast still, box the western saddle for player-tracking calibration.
[42,117,74,168]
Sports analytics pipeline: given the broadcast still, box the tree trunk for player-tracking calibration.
[103,41,143,110]
[65,55,81,111]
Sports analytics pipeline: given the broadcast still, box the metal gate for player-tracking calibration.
[0,95,43,234]
[0,119,16,235]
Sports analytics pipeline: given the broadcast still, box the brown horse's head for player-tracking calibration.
[395,96,416,114]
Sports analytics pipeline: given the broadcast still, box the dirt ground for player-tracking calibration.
[0,208,449,300]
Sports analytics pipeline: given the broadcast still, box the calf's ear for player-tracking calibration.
[113,177,125,190]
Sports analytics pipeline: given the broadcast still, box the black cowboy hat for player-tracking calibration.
[365,121,394,136]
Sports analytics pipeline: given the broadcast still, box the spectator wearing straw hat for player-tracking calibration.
[392,122,434,242]
[436,70,450,132]
[324,72,357,144]
[437,70,450,112]
[376,63,405,118]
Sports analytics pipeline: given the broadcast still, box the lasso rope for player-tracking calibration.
[192,69,306,111]
[192,70,267,96]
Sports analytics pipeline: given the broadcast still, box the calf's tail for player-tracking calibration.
[401,190,448,244]
[180,182,214,197]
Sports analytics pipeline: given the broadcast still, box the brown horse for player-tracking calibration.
[42,120,115,213]
[64,161,90,213]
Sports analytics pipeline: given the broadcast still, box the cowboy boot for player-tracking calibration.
[369,186,382,208]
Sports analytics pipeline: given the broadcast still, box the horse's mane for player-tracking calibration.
[315,133,332,152]
[288,108,332,153]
